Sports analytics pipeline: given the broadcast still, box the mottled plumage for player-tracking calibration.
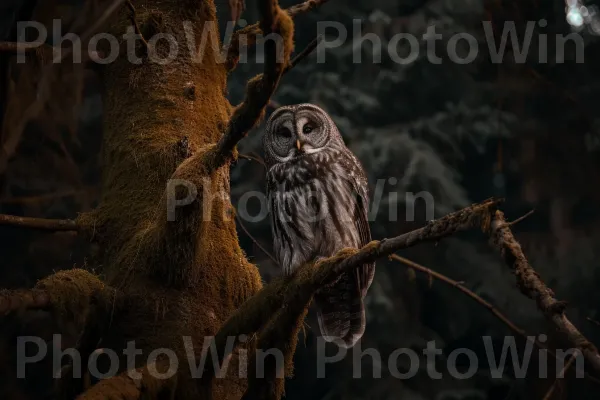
[263,103,375,348]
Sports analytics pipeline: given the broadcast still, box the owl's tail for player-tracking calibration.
[314,271,366,349]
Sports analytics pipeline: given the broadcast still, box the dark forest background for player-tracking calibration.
[1,0,600,399]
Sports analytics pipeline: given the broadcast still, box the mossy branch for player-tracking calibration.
[213,0,294,169]
[1,269,116,332]
[33,269,114,331]
[487,209,600,376]
[200,198,502,392]
[0,288,50,315]
[225,0,330,71]
[241,306,308,400]
[75,359,177,400]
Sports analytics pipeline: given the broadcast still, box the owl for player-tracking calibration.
[263,103,375,348]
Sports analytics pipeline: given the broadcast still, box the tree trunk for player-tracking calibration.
[65,0,262,398]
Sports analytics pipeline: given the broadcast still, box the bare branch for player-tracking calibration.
[506,208,535,227]
[587,317,600,328]
[284,35,323,73]
[390,255,600,385]
[390,255,529,337]
[487,210,600,375]
[542,350,579,400]
[0,214,80,231]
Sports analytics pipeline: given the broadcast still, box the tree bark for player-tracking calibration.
[67,0,263,398]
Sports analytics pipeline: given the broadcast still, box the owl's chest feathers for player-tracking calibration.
[269,155,352,207]
[268,155,359,256]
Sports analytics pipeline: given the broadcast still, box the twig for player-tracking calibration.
[390,254,528,338]
[235,213,277,264]
[587,317,600,327]
[284,35,323,73]
[0,214,80,231]
[126,0,150,50]
[238,153,267,171]
[488,209,600,376]
[542,350,579,400]
[507,209,535,227]
[390,255,600,385]
[212,0,293,168]
[268,100,281,109]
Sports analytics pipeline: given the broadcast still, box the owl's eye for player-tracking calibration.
[303,124,315,134]
[276,128,292,138]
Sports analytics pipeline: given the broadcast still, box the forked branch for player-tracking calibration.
[487,210,600,375]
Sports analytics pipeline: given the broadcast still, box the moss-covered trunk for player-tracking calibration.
[74,0,263,398]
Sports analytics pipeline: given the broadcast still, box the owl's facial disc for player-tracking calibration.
[269,116,296,160]
[295,116,327,154]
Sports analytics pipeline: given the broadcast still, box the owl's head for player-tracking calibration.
[263,103,342,166]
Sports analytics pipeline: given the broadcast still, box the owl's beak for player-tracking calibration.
[296,139,302,151]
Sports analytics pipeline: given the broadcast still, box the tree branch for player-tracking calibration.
[212,0,294,168]
[286,0,331,15]
[542,350,579,400]
[0,213,80,231]
[225,0,329,72]
[75,359,177,400]
[241,305,307,400]
[284,35,323,73]
[390,255,600,386]
[390,255,529,337]
[487,209,600,375]
[202,197,600,394]
[0,289,50,315]
[200,198,501,390]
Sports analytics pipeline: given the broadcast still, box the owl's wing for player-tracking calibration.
[347,162,375,298]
